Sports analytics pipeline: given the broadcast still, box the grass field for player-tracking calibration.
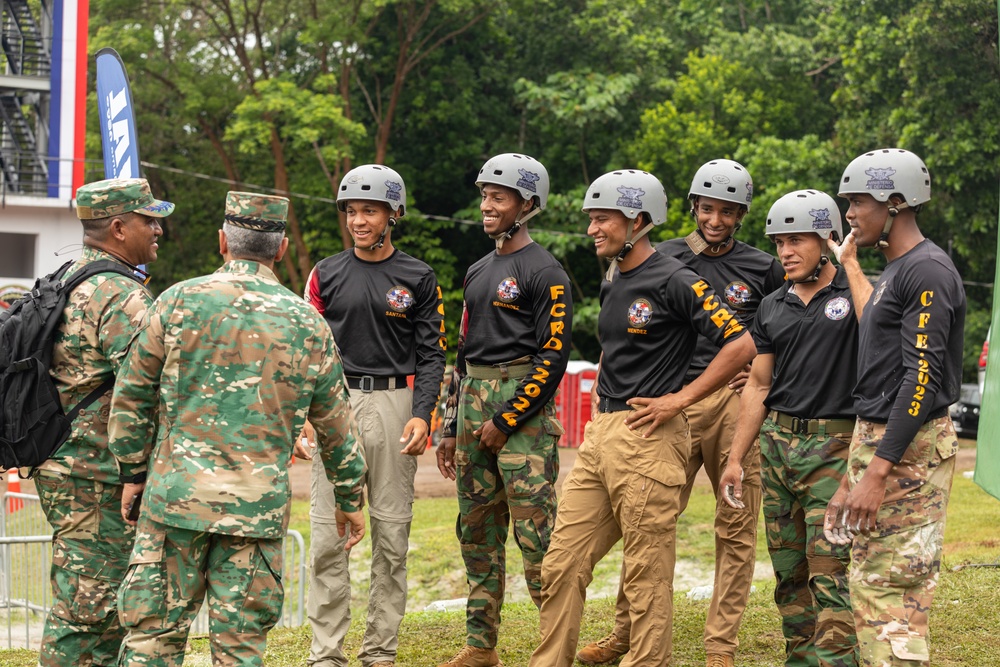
[1,464,997,666]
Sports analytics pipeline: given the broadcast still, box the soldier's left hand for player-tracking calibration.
[474,419,509,454]
[121,481,146,526]
[841,469,887,536]
[624,393,684,438]
[727,364,752,393]
[400,417,430,456]
[336,508,366,550]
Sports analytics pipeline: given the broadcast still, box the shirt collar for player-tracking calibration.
[216,260,279,282]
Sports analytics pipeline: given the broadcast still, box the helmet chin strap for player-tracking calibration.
[876,201,909,249]
[690,206,742,254]
[365,217,396,251]
[793,254,829,284]
[606,218,654,281]
[489,207,542,250]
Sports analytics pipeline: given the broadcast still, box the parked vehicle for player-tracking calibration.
[950,383,981,439]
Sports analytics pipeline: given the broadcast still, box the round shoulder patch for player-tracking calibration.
[627,298,653,328]
[496,277,520,303]
[824,296,851,321]
[725,280,752,307]
[386,285,414,312]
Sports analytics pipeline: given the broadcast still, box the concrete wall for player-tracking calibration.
[0,195,82,305]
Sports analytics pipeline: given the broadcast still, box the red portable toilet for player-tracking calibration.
[556,361,599,448]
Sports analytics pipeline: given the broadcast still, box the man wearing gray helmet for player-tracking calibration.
[720,189,859,667]
[305,165,447,667]
[436,153,572,667]
[531,168,755,667]
[579,159,783,667]
[824,149,965,667]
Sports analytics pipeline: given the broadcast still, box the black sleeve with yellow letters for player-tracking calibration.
[854,241,966,463]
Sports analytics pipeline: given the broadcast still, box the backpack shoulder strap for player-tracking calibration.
[62,259,142,293]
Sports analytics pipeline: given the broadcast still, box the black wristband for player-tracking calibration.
[120,472,147,484]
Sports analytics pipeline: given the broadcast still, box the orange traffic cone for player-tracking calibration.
[6,469,23,513]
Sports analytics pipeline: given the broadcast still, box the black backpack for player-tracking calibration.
[0,259,142,471]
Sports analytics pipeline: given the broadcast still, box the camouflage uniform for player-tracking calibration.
[455,366,563,648]
[761,415,856,667]
[35,179,172,667]
[108,192,366,667]
[846,418,957,667]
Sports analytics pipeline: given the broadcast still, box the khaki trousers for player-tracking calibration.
[307,387,417,667]
[530,411,689,667]
[611,384,761,656]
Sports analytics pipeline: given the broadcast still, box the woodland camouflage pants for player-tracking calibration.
[455,374,563,649]
[760,416,858,667]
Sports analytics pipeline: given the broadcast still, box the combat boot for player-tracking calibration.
[576,633,629,665]
[706,654,735,667]
[436,645,502,667]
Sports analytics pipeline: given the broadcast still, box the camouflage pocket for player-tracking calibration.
[497,450,527,472]
[933,418,958,461]
[237,540,285,633]
[118,526,167,630]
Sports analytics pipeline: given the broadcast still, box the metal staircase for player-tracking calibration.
[1,0,50,77]
[0,93,47,194]
[0,0,51,195]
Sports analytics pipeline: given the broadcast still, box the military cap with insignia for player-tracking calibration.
[75,178,175,220]
[225,191,289,232]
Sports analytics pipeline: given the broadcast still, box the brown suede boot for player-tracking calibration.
[436,645,502,667]
[575,633,630,665]
[706,654,735,667]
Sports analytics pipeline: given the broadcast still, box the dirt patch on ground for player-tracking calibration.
[4,439,979,501]
[287,439,981,501]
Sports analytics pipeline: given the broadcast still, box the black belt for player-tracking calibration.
[598,397,632,413]
[771,410,856,435]
[861,405,948,425]
[345,375,408,392]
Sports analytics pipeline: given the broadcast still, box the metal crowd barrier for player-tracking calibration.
[1,491,308,649]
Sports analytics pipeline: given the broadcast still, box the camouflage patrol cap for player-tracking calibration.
[75,178,174,220]
[224,191,289,232]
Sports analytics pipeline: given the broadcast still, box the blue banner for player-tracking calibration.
[95,48,141,180]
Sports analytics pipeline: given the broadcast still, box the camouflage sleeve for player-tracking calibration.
[310,328,366,512]
[94,278,153,374]
[108,296,167,478]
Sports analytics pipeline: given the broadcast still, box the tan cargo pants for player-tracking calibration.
[530,410,689,667]
[608,383,761,657]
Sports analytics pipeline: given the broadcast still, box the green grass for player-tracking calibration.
[2,474,998,667]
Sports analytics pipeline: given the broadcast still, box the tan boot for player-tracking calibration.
[436,645,502,667]
[705,654,735,667]
[575,633,629,665]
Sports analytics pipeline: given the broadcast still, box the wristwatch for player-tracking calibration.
[119,472,147,484]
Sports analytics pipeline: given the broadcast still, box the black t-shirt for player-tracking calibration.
[307,249,447,424]
[752,265,858,418]
[597,252,748,400]
[657,238,785,381]
[854,240,966,463]
[458,242,573,435]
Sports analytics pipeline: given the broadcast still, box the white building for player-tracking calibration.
[1,0,88,308]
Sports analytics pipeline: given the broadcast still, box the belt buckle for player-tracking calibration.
[498,363,510,382]
[360,375,375,393]
[789,416,803,434]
